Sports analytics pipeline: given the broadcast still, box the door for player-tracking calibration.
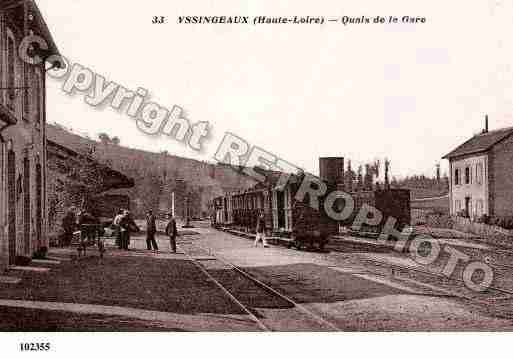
[465,197,471,217]
[223,197,228,223]
[36,163,42,247]
[7,151,16,265]
[23,158,30,255]
[277,190,285,229]
[272,191,278,230]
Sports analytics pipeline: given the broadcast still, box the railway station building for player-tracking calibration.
[0,0,61,270]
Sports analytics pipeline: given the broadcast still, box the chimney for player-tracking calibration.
[319,157,344,186]
[484,114,489,133]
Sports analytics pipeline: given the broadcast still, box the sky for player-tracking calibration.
[36,0,513,179]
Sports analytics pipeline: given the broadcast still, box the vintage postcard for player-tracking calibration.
[0,0,512,357]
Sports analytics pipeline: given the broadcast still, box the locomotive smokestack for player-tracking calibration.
[485,114,489,133]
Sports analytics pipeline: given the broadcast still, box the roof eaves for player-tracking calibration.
[442,129,513,160]
[28,0,60,55]
[442,148,489,160]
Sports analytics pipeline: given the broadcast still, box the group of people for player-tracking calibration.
[61,206,179,253]
[61,208,99,246]
[145,210,178,253]
[112,209,139,250]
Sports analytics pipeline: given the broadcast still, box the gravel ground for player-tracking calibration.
[3,255,246,316]
[188,225,513,331]
[0,233,263,331]
[4,222,513,331]
[0,306,185,331]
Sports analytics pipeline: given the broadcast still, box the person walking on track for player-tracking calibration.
[146,210,159,251]
[254,213,268,248]
[165,213,178,253]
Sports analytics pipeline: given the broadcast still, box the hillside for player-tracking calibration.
[392,175,449,199]
[46,123,256,218]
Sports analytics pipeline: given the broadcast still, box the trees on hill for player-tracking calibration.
[98,132,120,146]
[341,156,448,197]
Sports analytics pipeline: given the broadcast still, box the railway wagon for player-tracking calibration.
[214,188,269,230]
[213,193,235,226]
[214,186,410,244]
[345,189,411,233]
[212,157,411,247]
[213,172,339,250]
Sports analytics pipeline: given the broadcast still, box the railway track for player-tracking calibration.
[214,232,513,305]
[328,238,513,297]
[186,228,513,327]
[364,257,512,294]
[178,240,341,332]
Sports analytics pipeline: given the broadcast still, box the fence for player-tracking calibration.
[451,216,513,238]
[411,194,449,225]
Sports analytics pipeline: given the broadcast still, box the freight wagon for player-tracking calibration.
[344,189,411,233]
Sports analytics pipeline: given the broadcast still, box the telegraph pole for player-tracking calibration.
[184,195,190,227]
[171,192,175,217]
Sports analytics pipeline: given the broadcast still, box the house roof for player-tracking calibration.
[46,122,95,154]
[2,0,60,56]
[46,125,135,191]
[442,126,513,159]
[29,0,60,56]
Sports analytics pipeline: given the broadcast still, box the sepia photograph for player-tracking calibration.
[1,0,513,357]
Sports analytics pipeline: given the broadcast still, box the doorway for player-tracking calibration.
[7,151,16,265]
[36,163,42,246]
[23,157,30,255]
[277,191,285,229]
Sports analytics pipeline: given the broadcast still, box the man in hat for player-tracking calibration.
[146,209,158,251]
[122,210,139,250]
[165,213,178,253]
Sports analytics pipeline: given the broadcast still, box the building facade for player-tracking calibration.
[443,117,513,219]
[0,1,59,269]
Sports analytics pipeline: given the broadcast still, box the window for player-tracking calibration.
[455,200,461,211]
[7,33,16,109]
[476,163,483,185]
[454,168,460,185]
[23,65,30,120]
[465,167,471,184]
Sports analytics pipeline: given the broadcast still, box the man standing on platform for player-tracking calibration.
[165,213,178,253]
[146,210,159,251]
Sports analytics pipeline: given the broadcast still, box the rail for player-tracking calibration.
[179,241,341,331]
